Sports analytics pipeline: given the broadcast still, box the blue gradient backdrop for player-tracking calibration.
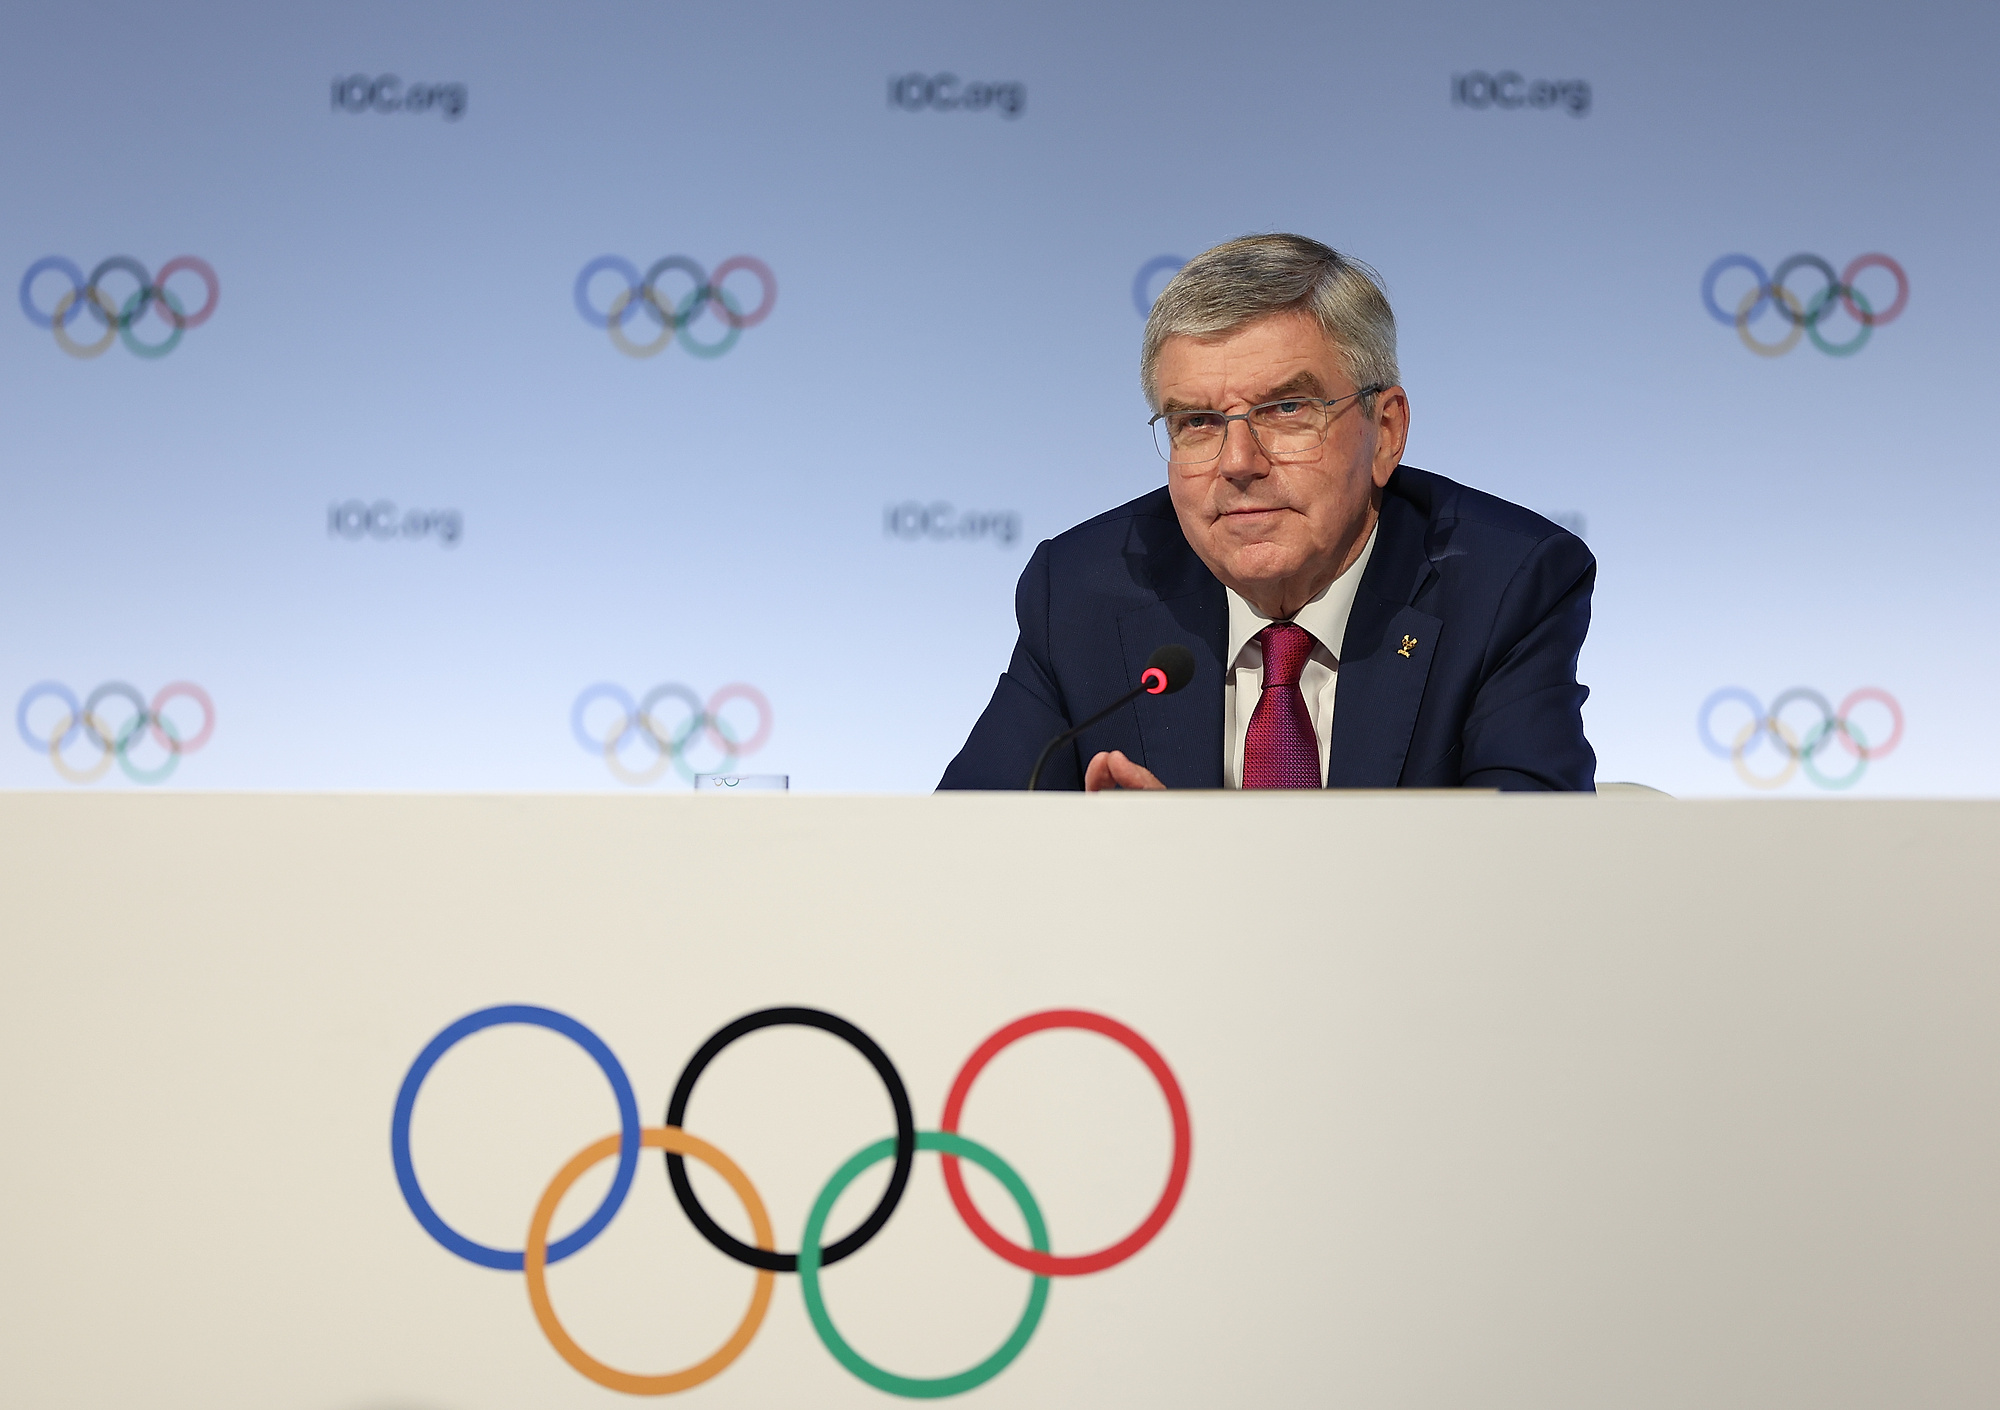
[3,0,1995,794]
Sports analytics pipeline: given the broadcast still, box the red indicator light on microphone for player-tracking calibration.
[1141,668,1168,694]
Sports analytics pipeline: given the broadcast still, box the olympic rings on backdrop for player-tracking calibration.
[526,1127,775,1395]
[940,1009,1192,1276]
[801,1131,1049,1397]
[1132,255,1185,316]
[18,256,219,358]
[391,1005,641,1271]
[664,1008,916,1274]
[14,681,215,784]
[1697,686,1903,790]
[1700,254,1906,358]
[391,1004,1190,1397]
[573,255,775,359]
[570,682,772,784]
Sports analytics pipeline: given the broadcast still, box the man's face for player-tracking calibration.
[1156,311,1409,617]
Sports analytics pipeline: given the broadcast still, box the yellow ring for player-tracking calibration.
[1736,284,1803,358]
[602,712,672,785]
[50,287,119,359]
[524,1126,775,1396]
[1732,716,1798,790]
[605,287,673,358]
[46,711,115,783]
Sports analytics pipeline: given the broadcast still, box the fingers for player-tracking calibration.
[1109,752,1167,790]
[1085,750,1166,792]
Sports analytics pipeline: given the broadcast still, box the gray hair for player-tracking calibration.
[1140,233,1399,412]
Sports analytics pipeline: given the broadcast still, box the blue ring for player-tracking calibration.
[390,1005,641,1271]
[16,681,82,752]
[1132,255,1185,317]
[1697,687,1766,759]
[1701,255,1769,328]
[571,682,638,755]
[19,257,85,330]
[573,256,643,329]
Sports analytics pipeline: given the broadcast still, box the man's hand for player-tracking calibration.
[1084,750,1166,791]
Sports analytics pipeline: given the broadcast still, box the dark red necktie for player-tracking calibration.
[1242,623,1321,789]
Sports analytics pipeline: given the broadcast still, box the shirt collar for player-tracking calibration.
[1225,523,1379,667]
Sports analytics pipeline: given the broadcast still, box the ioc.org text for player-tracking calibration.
[885,502,1020,546]
[888,74,1024,118]
[332,74,467,120]
[1451,71,1590,116]
[329,500,462,546]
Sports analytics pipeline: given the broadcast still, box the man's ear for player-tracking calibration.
[1371,386,1411,487]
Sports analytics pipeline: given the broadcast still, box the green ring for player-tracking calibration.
[1807,282,1871,358]
[1800,717,1868,790]
[800,1130,1050,1399]
[670,710,740,785]
[119,286,185,359]
[635,703,743,784]
[672,283,743,360]
[115,711,180,785]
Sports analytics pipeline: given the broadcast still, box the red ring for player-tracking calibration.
[706,256,777,329]
[152,257,220,329]
[939,1009,1191,1277]
[1839,254,1906,328]
[1835,687,1902,760]
[149,682,215,754]
[1141,668,1167,694]
[704,682,772,756]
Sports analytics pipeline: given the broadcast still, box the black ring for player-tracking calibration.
[636,683,705,754]
[85,256,152,329]
[80,682,149,752]
[1770,254,1838,329]
[663,1006,915,1274]
[1766,687,1835,760]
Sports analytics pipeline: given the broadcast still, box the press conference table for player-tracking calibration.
[1,790,1995,1409]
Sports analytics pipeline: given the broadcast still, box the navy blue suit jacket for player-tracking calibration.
[938,466,1596,791]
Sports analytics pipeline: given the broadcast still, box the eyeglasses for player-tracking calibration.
[1148,385,1386,464]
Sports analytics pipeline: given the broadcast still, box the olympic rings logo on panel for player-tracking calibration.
[1697,687,1902,790]
[392,1005,1190,1397]
[571,682,772,785]
[1700,254,1907,358]
[573,256,776,359]
[14,681,216,784]
[18,256,220,359]
[1133,255,1184,316]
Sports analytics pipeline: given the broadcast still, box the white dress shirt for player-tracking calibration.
[1222,525,1378,788]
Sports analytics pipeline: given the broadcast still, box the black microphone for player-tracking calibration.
[1026,644,1197,790]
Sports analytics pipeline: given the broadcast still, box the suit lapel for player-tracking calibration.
[1325,481,1442,788]
[1118,511,1226,788]
[1325,596,1440,787]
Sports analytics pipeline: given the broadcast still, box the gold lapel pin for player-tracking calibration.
[1398,635,1418,658]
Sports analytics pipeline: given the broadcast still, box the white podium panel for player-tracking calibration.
[0,792,1995,1409]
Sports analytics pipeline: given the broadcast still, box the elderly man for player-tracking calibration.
[938,233,1596,791]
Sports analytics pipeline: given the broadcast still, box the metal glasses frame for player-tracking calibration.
[1147,384,1387,464]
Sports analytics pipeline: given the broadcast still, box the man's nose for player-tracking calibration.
[1217,417,1269,480]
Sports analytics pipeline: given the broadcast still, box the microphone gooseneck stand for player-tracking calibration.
[1025,687,1152,791]
[1025,645,1196,790]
